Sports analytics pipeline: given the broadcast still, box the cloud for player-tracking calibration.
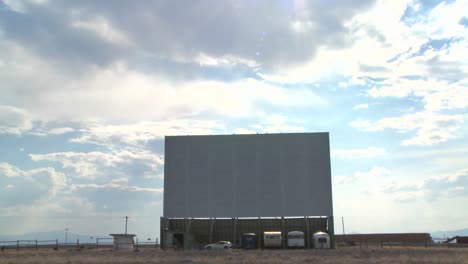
[352,103,369,110]
[0,162,66,207]
[335,166,390,185]
[351,111,466,146]
[29,127,75,137]
[70,183,161,193]
[0,0,377,74]
[367,78,468,111]
[332,146,385,159]
[383,168,468,202]
[0,105,33,134]
[69,183,162,212]
[246,114,306,134]
[0,54,325,124]
[70,119,225,148]
[30,150,163,180]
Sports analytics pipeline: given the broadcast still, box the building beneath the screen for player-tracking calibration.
[161,132,334,249]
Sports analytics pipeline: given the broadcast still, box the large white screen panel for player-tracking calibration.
[163,133,333,217]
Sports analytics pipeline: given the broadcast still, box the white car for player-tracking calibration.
[204,241,233,249]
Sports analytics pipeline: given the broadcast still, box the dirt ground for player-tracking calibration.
[0,247,467,264]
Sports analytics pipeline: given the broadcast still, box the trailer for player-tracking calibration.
[287,231,305,248]
[313,231,330,249]
[264,231,282,248]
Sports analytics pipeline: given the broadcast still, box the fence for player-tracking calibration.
[0,238,159,251]
[336,240,468,249]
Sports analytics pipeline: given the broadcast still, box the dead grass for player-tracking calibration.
[0,247,467,264]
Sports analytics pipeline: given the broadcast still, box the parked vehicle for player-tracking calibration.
[241,233,257,249]
[264,231,282,248]
[287,231,305,248]
[204,241,233,249]
[312,231,330,249]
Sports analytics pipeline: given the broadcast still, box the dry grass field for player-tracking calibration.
[1,247,467,264]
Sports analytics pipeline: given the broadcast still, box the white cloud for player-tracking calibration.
[0,162,22,177]
[194,53,259,68]
[71,16,130,45]
[368,79,468,111]
[71,119,224,148]
[332,146,385,159]
[383,168,468,202]
[0,162,66,206]
[351,111,466,146]
[0,59,326,124]
[30,150,163,180]
[29,127,75,137]
[352,103,369,110]
[241,114,306,134]
[70,183,162,193]
[0,105,33,135]
[335,166,390,185]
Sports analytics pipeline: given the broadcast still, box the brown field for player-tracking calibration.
[1,247,468,264]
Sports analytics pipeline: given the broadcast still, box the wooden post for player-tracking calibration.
[35,240,38,250]
[281,217,285,249]
[56,239,58,250]
[16,240,19,251]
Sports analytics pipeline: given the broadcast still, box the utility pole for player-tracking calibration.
[125,216,128,234]
[65,228,69,244]
[341,217,346,238]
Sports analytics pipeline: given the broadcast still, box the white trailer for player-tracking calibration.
[287,231,305,248]
[312,231,330,249]
[264,231,282,248]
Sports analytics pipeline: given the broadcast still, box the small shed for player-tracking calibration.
[110,234,136,250]
[456,236,468,244]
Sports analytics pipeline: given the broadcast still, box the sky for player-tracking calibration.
[0,0,467,240]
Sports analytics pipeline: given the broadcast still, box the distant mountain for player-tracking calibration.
[0,230,108,243]
[431,228,468,240]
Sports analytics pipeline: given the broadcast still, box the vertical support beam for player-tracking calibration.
[257,217,261,249]
[185,218,192,233]
[233,218,237,246]
[209,218,215,244]
[305,216,310,249]
[160,217,164,250]
[328,216,335,249]
[281,217,285,249]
